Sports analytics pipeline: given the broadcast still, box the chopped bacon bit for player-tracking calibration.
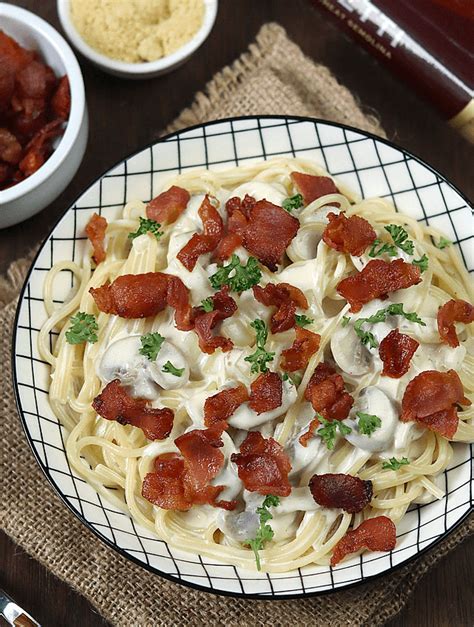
[0,128,22,164]
[437,299,474,348]
[226,194,256,218]
[191,285,237,354]
[177,195,224,271]
[231,431,292,496]
[281,327,321,372]
[331,516,396,566]
[290,171,339,204]
[309,473,373,513]
[16,60,56,99]
[90,272,192,330]
[85,213,108,264]
[18,119,64,177]
[242,199,300,271]
[142,424,236,511]
[322,212,376,256]
[204,384,249,426]
[214,232,243,262]
[379,329,419,378]
[249,372,283,415]
[253,282,308,333]
[337,259,421,313]
[92,380,174,440]
[400,369,471,438]
[300,363,353,446]
[51,75,71,120]
[0,31,34,75]
[146,185,190,224]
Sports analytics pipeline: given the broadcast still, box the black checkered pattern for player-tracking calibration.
[13,117,473,598]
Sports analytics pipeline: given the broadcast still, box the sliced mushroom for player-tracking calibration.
[330,323,371,376]
[230,181,286,206]
[345,386,398,453]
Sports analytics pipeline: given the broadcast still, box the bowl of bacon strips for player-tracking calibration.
[0,2,87,229]
[13,116,473,598]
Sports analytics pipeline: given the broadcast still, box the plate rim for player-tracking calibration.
[12,114,474,600]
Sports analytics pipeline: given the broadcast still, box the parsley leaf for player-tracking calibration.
[353,318,378,349]
[356,412,382,436]
[384,224,414,255]
[368,238,398,258]
[162,361,184,377]
[282,193,304,213]
[201,297,214,312]
[353,303,425,349]
[65,312,98,344]
[283,372,302,386]
[139,332,165,361]
[209,254,262,293]
[244,319,275,374]
[341,315,351,327]
[436,236,452,249]
[382,457,410,471]
[247,495,280,570]
[295,314,314,327]
[412,254,429,273]
[317,416,352,450]
[128,217,163,240]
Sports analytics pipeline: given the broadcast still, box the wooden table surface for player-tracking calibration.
[1,1,473,626]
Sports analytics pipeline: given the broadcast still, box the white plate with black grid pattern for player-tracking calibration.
[13,117,473,598]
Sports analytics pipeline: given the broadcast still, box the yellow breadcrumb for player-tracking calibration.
[70,0,205,63]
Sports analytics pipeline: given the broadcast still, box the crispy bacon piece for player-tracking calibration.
[331,516,397,566]
[322,212,376,256]
[85,213,108,264]
[92,380,174,440]
[177,195,224,271]
[402,370,471,439]
[300,363,354,446]
[0,31,34,74]
[249,372,283,415]
[16,59,56,99]
[191,286,237,354]
[280,327,321,372]
[231,431,292,496]
[309,473,373,513]
[337,259,421,313]
[146,185,190,224]
[290,171,339,204]
[51,75,71,120]
[0,128,22,164]
[204,384,249,426]
[214,231,243,262]
[213,196,255,261]
[400,369,470,438]
[142,424,236,511]
[90,272,192,330]
[437,299,474,348]
[18,119,64,177]
[379,329,419,378]
[253,282,308,333]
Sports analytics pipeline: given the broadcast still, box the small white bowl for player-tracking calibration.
[0,3,88,230]
[57,0,218,79]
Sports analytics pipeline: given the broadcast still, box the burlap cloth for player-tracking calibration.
[1,23,472,627]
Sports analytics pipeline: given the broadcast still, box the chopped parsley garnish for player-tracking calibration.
[356,412,382,436]
[282,193,304,213]
[65,312,98,344]
[317,416,352,450]
[139,332,165,361]
[384,224,414,255]
[247,495,280,570]
[162,361,184,377]
[244,319,275,374]
[412,254,429,273]
[435,236,452,249]
[283,372,302,386]
[295,314,314,327]
[341,315,351,327]
[368,238,397,258]
[128,217,163,240]
[201,297,214,312]
[209,254,262,293]
[382,457,410,471]
[353,303,425,349]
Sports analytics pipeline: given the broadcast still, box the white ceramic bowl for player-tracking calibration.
[0,3,88,230]
[57,0,218,79]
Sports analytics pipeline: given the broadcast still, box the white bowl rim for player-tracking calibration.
[0,2,86,205]
[57,0,218,75]
[11,115,474,600]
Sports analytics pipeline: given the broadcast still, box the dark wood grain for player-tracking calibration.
[1,1,472,625]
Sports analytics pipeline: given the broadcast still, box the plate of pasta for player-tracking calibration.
[13,116,473,598]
